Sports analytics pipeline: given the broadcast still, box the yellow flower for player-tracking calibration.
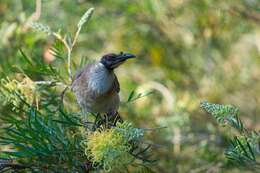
[18,76,37,104]
[0,76,39,107]
[85,122,145,172]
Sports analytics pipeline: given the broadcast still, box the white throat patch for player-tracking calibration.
[88,63,115,94]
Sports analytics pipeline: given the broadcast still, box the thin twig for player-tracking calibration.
[60,86,69,107]
[23,0,42,31]
[51,32,73,81]
[34,80,67,87]
[71,28,81,50]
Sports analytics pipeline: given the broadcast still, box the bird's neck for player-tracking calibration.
[88,62,115,94]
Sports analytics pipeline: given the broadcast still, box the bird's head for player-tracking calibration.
[100,52,136,70]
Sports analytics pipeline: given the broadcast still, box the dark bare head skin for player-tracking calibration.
[100,52,136,70]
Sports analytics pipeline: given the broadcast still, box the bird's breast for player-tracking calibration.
[72,62,119,113]
[85,91,119,113]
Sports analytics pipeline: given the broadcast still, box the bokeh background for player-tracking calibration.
[0,0,260,172]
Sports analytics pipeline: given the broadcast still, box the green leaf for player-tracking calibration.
[127,90,154,103]
[19,49,34,66]
[127,90,135,102]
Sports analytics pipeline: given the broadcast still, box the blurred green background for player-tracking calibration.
[0,0,260,172]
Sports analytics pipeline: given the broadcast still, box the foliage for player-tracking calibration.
[0,7,154,173]
[85,122,144,172]
[0,76,37,108]
[0,0,260,172]
[0,106,84,172]
[200,101,243,131]
[201,101,260,169]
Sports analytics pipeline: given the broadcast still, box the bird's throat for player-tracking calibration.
[88,63,115,94]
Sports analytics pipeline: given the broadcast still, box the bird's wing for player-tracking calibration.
[71,64,92,91]
[113,75,120,93]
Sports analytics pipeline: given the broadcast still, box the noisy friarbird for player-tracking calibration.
[71,52,136,114]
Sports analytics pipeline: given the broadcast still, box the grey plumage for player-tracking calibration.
[71,62,120,113]
[71,52,135,114]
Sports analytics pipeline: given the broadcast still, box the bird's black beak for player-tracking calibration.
[111,53,136,68]
[116,53,136,61]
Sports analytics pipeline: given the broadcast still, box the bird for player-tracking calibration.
[71,52,136,115]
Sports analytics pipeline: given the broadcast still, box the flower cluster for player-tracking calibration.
[115,122,144,142]
[85,122,144,172]
[0,76,37,108]
[200,101,239,125]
